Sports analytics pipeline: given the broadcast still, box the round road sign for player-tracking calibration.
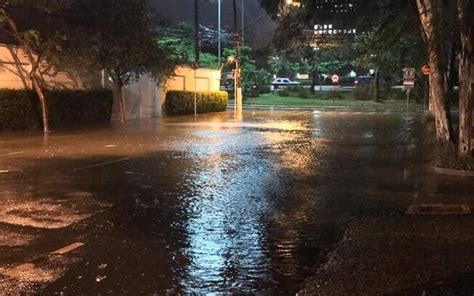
[331,74,340,84]
[422,65,430,75]
[403,67,415,79]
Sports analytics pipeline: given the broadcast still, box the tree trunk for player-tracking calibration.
[447,41,458,104]
[30,77,49,133]
[457,0,473,156]
[429,51,454,144]
[4,16,50,132]
[417,0,454,145]
[26,53,49,133]
[112,79,126,124]
[310,64,317,95]
[373,68,380,103]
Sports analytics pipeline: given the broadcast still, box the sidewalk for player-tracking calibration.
[299,170,474,295]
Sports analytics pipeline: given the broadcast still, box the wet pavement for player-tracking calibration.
[0,109,473,295]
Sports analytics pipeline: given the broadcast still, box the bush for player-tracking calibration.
[353,86,372,101]
[165,90,228,115]
[325,92,344,100]
[278,89,290,97]
[259,85,271,94]
[0,89,37,130]
[435,145,474,171]
[297,87,311,99]
[0,89,113,131]
[287,85,301,92]
[46,90,113,127]
[385,88,407,101]
[245,86,260,98]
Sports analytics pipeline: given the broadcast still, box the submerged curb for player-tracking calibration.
[228,104,425,113]
[433,166,474,177]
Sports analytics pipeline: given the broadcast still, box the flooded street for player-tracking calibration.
[0,110,473,294]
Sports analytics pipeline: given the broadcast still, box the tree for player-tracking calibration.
[456,0,473,156]
[158,24,219,69]
[416,0,457,145]
[63,0,175,123]
[267,53,300,78]
[353,28,426,102]
[221,46,272,96]
[0,1,63,133]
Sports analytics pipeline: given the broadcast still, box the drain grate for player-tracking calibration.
[406,204,471,215]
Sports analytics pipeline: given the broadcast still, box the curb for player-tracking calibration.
[228,104,425,113]
[433,166,474,177]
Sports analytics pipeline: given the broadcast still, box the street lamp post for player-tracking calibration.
[241,0,244,46]
[218,0,221,67]
[232,0,242,113]
[194,0,200,117]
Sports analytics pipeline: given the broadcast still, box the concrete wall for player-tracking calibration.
[120,66,221,119]
[0,44,92,90]
[0,44,222,119]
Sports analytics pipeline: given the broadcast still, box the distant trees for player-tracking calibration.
[158,24,219,69]
[260,0,473,158]
[223,47,272,96]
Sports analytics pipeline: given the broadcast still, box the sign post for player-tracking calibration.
[331,74,339,104]
[192,62,199,117]
[403,67,415,121]
[422,65,430,113]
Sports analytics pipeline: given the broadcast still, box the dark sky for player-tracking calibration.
[152,0,275,49]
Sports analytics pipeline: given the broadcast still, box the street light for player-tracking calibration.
[232,0,242,113]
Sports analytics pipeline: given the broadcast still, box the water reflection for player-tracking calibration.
[2,110,439,295]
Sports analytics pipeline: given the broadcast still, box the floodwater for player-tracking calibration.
[0,109,461,294]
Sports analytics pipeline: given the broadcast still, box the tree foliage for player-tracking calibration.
[61,0,176,123]
[0,0,66,132]
[158,24,219,69]
[260,0,472,156]
[223,46,272,96]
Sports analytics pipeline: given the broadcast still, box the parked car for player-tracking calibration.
[272,78,300,86]
[355,76,373,86]
[339,76,356,87]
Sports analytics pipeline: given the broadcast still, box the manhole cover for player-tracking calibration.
[406,204,471,215]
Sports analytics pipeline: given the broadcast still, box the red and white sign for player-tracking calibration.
[226,70,235,80]
[422,65,430,75]
[403,67,416,90]
[331,74,340,84]
[403,67,415,80]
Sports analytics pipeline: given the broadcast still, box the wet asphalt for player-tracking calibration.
[0,109,472,295]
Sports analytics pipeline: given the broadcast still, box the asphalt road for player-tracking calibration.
[0,109,472,295]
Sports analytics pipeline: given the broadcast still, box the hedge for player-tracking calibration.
[0,89,113,131]
[165,90,228,115]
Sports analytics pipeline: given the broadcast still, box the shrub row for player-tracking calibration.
[165,90,228,115]
[0,89,113,131]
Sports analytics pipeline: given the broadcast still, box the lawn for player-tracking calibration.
[240,93,422,110]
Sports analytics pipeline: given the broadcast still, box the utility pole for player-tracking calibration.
[241,0,244,46]
[218,0,221,67]
[232,0,242,112]
[194,0,199,117]
[194,0,200,65]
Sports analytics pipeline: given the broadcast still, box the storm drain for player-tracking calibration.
[406,204,471,215]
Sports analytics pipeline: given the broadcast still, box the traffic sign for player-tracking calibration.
[331,74,340,84]
[422,65,430,75]
[226,70,235,79]
[403,80,415,90]
[403,67,415,79]
[403,67,415,90]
